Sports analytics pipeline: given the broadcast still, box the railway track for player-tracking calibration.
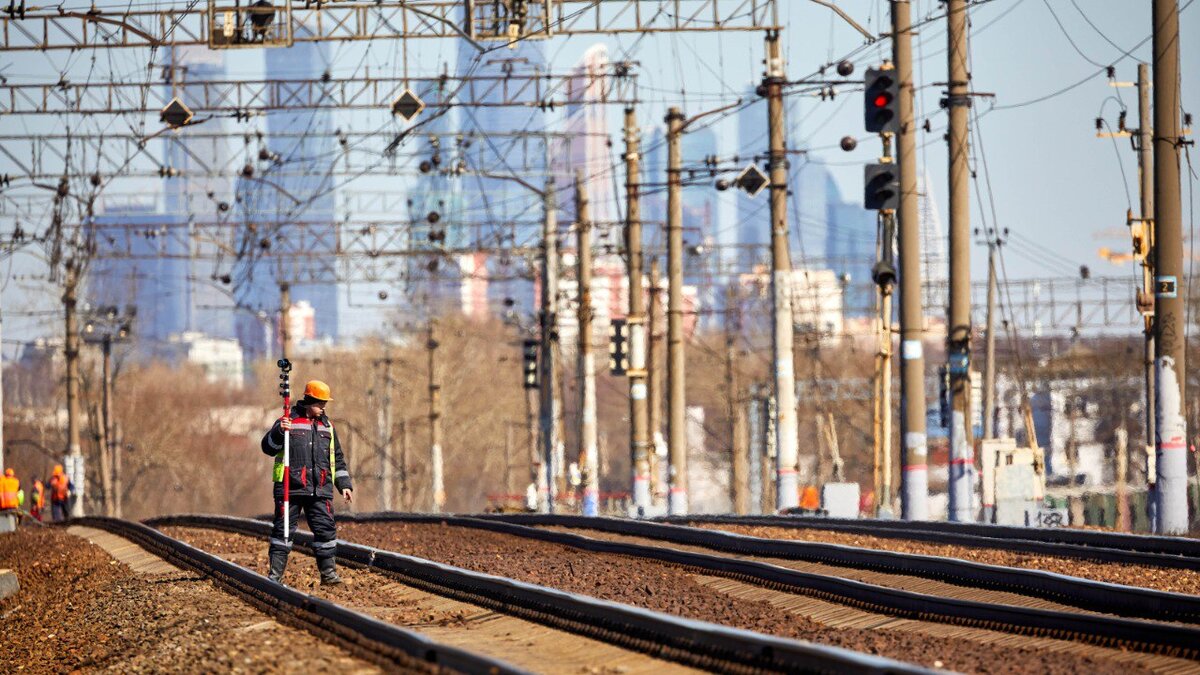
[469,513,1200,623]
[145,514,927,675]
[666,515,1200,570]
[74,517,517,674]
[337,513,1200,662]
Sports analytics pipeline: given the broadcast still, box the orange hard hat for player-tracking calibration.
[3,468,13,478]
[53,464,64,475]
[303,380,333,402]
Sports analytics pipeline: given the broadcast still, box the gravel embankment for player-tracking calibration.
[328,520,1143,674]
[0,527,381,674]
[689,523,1200,595]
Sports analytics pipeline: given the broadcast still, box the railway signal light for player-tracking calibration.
[864,162,899,211]
[609,318,629,376]
[522,339,538,389]
[864,67,899,134]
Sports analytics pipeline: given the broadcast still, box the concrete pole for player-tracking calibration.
[1137,62,1157,473]
[575,171,599,516]
[764,32,799,510]
[982,242,998,440]
[647,259,664,502]
[893,0,929,520]
[0,298,5,476]
[279,283,291,362]
[113,421,123,519]
[539,179,562,512]
[1152,0,1187,534]
[428,319,445,513]
[624,107,652,515]
[379,354,395,511]
[727,285,750,514]
[665,107,689,515]
[525,383,540,496]
[100,338,115,517]
[945,0,974,522]
[1116,425,1131,532]
[64,263,84,517]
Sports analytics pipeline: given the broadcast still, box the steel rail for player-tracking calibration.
[333,513,1200,658]
[471,513,1200,623]
[74,516,524,674]
[149,514,927,675]
[666,514,1200,561]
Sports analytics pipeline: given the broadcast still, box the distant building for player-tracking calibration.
[737,268,845,339]
[163,332,245,387]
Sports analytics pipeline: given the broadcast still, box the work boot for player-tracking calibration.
[317,556,343,586]
[268,549,289,584]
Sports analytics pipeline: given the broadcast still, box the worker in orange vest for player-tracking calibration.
[799,485,821,513]
[29,478,46,522]
[0,468,21,512]
[47,465,72,522]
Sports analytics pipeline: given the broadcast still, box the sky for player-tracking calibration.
[0,0,1198,346]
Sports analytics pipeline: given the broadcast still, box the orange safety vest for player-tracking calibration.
[49,474,70,502]
[799,485,821,511]
[31,481,45,509]
[0,476,19,510]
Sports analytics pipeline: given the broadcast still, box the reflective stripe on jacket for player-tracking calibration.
[261,405,353,499]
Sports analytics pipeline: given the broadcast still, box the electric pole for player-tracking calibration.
[727,285,750,514]
[378,353,395,511]
[100,336,114,517]
[665,106,689,515]
[428,319,445,513]
[765,31,799,510]
[893,0,929,520]
[575,171,599,517]
[945,0,974,522]
[647,258,664,502]
[64,263,84,517]
[982,235,999,440]
[539,178,562,513]
[624,107,652,516]
[1136,62,1157,484]
[525,367,540,503]
[279,282,292,362]
[1152,0,1187,534]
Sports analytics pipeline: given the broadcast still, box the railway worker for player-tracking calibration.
[47,464,72,522]
[261,380,354,586]
[0,468,20,513]
[29,478,45,522]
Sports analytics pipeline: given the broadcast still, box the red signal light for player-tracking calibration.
[873,93,892,108]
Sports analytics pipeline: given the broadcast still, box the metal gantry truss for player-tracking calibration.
[0,129,607,185]
[0,0,779,51]
[0,69,638,116]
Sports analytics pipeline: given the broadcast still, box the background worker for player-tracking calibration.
[29,478,45,522]
[48,465,72,522]
[261,380,353,586]
[0,468,20,513]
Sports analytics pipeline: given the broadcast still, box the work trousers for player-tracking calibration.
[50,502,69,522]
[268,495,338,561]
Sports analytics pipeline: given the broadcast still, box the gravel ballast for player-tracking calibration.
[0,527,381,674]
[689,522,1200,595]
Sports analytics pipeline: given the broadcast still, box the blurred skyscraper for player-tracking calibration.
[455,25,547,318]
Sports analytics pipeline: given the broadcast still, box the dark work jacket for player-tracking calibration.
[261,405,352,499]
